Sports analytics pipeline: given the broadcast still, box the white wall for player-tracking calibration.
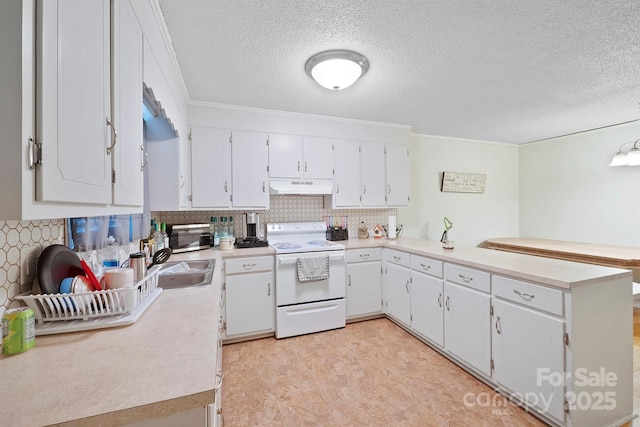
[519,121,640,246]
[398,135,519,246]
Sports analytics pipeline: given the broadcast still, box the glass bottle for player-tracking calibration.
[220,216,228,237]
[161,222,169,250]
[153,222,164,252]
[228,216,234,238]
[147,219,156,257]
[103,236,119,268]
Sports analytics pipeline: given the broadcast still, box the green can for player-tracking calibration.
[2,307,35,355]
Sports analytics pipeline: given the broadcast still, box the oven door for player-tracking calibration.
[275,250,345,306]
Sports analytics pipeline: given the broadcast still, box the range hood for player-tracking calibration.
[143,83,179,141]
[269,179,333,195]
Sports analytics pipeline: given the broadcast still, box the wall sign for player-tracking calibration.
[441,171,487,193]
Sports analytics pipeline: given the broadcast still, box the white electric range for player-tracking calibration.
[266,222,346,338]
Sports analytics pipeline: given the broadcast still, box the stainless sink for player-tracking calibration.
[156,259,215,290]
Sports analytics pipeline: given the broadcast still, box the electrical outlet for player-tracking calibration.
[20,245,42,285]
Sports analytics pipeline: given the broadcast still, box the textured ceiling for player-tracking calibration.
[157,0,640,144]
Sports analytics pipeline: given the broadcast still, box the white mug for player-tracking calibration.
[101,268,135,289]
[219,236,235,251]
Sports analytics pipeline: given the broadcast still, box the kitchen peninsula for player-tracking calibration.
[0,238,632,427]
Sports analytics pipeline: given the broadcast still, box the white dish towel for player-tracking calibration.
[296,256,330,283]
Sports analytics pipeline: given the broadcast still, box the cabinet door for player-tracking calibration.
[231,130,269,208]
[493,299,565,421]
[225,271,275,337]
[190,127,232,208]
[268,134,303,179]
[112,0,143,206]
[386,144,410,206]
[333,139,361,207]
[37,0,112,204]
[347,261,382,318]
[361,142,386,206]
[411,271,444,347]
[444,282,491,376]
[385,263,412,327]
[303,136,334,180]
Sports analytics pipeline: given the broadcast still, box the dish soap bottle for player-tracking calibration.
[103,236,119,268]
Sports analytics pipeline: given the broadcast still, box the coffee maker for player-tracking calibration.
[236,213,269,248]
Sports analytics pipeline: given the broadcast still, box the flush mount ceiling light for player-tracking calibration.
[609,139,640,166]
[305,49,369,91]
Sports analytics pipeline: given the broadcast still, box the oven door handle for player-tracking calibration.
[278,254,344,265]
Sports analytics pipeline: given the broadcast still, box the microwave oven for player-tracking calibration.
[167,223,211,253]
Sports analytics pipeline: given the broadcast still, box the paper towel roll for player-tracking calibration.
[388,215,397,239]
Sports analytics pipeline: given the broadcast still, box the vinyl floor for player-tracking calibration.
[222,317,554,426]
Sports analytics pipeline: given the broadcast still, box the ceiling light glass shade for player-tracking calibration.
[305,50,369,90]
[626,148,640,166]
[609,151,629,166]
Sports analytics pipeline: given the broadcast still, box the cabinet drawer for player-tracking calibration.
[347,248,382,263]
[384,249,410,268]
[444,263,490,293]
[410,255,443,278]
[493,275,563,316]
[225,256,274,274]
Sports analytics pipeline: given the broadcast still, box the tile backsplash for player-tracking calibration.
[0,219,65,309]
[153,195,397,239]
[0,197,397,308]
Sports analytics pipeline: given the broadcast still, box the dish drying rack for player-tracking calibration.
[16,268,162,336]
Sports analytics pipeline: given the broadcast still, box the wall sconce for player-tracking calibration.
[609,139,640,166]
[305,49,369,91]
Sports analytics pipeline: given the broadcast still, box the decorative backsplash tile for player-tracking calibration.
[0,219,65,309]
[153,195,397,239]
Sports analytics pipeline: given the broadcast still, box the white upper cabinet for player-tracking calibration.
[268,134,303,179]
[361,142,386,207]
[332,139,362,207]
[231,130,269,209]
[268,134,333,180]
[112,0,144,206]
[36,0,112,205]
[301,136,334,180]
[190,127,232,209]
[385,144,410,206]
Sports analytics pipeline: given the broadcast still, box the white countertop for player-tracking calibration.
[0,239,629,426]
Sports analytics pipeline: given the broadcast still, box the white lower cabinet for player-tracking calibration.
[492,298,565,422]
[346,248,382,319]
[409,255,444,347]
[383,249,411,327]
[443,264,492,377]
[224,256,275,339]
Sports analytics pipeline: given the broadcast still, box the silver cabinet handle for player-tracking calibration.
[242,263,256,269]
[393,256,401,261]
[224,180,228,192]
[140,145,148,171]
[180,174,185,189]
[336,183,340,194]
[359,253,370,260]
[28,136,36,170]
[297,160,300,172]
[437,293,442,308]
[348,275,351,286]
[495,316,502,334]
[458,274,473,283]
[304,161,308,172]
[105,117,117,155]
[363,184,367,194]
[267,282,271,296]
[445,296,450,311]
[388,184,391,194]
[262,181,266,192]
[513,289,535,299]
[215,370,224,391]
[420,263,430,271]
[405,279,410,293]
